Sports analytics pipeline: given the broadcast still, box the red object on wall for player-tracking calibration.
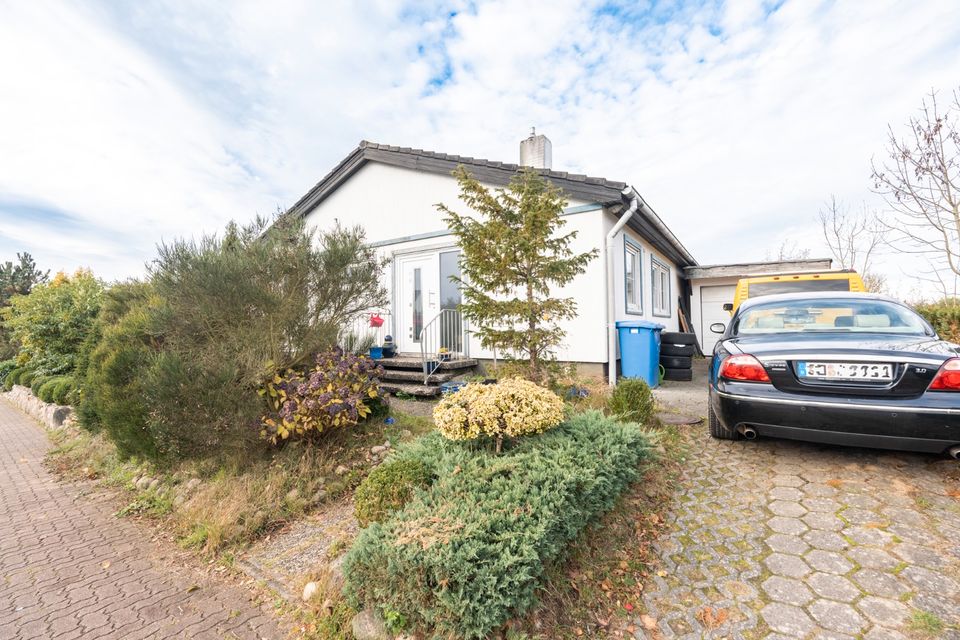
[369,314,385,328]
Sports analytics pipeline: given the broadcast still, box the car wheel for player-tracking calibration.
[662,366,693,381]
[661,332,697,345]
[661,343,696,357]
[660,355,692,369]
[708,403,738,440]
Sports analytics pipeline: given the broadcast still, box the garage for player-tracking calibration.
[685,258,835,357]
[699,284,736,354]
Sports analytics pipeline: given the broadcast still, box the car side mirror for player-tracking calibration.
[710,322,726,334]
[722,303,733,311]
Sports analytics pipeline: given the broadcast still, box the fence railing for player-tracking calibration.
[419,308,466,383]
[338,310,392,354]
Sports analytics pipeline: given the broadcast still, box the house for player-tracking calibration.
[287,132,831,386]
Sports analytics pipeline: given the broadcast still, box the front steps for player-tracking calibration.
[377,355,478,397]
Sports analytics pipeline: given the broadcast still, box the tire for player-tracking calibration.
[661,343,696,357]
[662,366,693,381]
[661,332,697,345]
[660,355,692,369]
[708,403,738,440]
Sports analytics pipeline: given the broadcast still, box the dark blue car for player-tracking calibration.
[708,292,960,457]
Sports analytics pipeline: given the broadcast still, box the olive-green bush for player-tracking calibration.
[915,300,960,343]
[609,378,655,424]
[0,359,16,386]
[30,374,48,397]
[354,458,435,527]
[343,410,654,639]
[3,366,27,390]
[18,369,36,388]
[37,378,60,403]
[51,377,76,405]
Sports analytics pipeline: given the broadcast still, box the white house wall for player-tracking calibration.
[301,162,609,363]
[604,216,683,360]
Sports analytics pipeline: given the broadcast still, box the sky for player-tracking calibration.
[1,0,959,298]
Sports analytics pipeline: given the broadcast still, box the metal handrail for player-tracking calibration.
[418,308,465,384]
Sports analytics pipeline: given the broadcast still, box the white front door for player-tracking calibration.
[397,253,440,353]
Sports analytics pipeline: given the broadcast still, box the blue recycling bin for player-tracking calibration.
[616,320,665,388]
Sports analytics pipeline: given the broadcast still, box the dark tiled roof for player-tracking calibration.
[286,140,630,218]
[286,140,696,267]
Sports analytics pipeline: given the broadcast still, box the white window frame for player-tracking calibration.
[651,256,671,317]
[624,239,642,315]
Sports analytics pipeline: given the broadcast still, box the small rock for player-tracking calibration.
[400,429,412,438]
[302,581,319,601]
[351,609,389,640]
[383,440,391,448]
[148,479,160,491]
[312,489,328,504]
[324,554,347,595]
[184,478,201,492]
[285,488,300,502]
[371,445,386,455]
[135,477,151,490]
[335,465,349,475]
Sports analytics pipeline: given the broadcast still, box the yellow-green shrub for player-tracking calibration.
[432,378,564,447]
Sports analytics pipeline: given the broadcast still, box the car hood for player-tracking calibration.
[725,333,960,359]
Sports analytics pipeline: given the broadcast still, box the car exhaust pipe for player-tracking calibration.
[949,445,960,460]
[737,425,758,440]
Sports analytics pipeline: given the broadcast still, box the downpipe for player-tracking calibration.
[606,188,639,386]
[737,425,758,440]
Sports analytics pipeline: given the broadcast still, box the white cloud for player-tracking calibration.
[1,0,959,296]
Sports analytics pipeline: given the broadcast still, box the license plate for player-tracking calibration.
[797,361,893,381]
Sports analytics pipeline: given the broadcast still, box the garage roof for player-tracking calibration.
[684,258,833,280]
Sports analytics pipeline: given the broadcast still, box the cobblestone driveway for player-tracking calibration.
[643,373,960,639]
[0,400,285,640]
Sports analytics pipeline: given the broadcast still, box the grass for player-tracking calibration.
[909,610,946,636]
[47,408,434,557]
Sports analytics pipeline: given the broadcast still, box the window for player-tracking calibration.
[651,257,670,317]
[624,241,642,314]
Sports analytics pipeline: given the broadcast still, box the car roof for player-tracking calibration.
[737,291,901,312]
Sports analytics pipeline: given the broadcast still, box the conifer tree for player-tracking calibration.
[438,166,597,383]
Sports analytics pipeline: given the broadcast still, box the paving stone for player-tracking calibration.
[765,533,810,555]
[764,553,812,579]
[847,546,899,571]
[767,516,809,535]
[762,575,813,606]
[769,500,807,517]
[770,485,804,499]
[803,529,850,552]
[639,378,960,639]
[760,602,815,637]
[808,572,860,602]
[809,599,867,635]
[890,542,943,569]
[803,511,845,531]
[805,549,854,574]
[900,565,960,595]
[0,400,285,640]
[857,596,910,627]
[852,569,908,599]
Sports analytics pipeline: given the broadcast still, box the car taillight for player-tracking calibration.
[929,358,960,391]
[719,354,771,383]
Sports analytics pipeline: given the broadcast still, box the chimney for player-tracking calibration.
[519,127,552,170]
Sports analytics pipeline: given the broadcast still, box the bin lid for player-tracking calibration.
[615,320,665,330]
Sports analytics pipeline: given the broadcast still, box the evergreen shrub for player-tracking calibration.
[608,378,655,424]
[343,410,654,638]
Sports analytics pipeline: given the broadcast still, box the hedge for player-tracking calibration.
[343,410,655,638]
[915,300,960,343]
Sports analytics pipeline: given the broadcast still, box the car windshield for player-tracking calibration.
[734,298,930,336]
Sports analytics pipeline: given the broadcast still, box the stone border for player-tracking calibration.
[2,384,76,430]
